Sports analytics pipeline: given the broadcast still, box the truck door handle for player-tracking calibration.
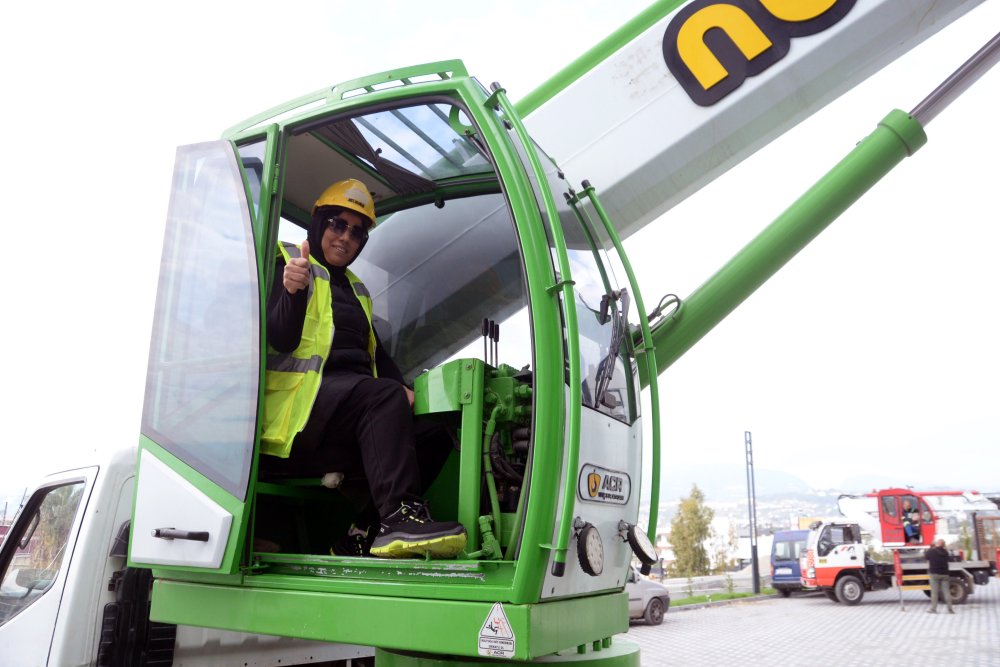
[152,528,210,542]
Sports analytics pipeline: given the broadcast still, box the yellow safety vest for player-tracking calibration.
[260,241,377,458]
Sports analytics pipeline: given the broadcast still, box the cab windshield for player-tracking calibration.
[353,195,529,379]
[277,193,529,380]
[276,99,530,380]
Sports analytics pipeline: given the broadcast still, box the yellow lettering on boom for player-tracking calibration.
[663,0,856,106]
[677,5,773,90]
[758,0,839,23]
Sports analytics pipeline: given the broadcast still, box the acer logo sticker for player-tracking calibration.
[663,0,857,106]
[579,464,631,505]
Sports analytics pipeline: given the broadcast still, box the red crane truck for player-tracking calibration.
[801,488,999,605]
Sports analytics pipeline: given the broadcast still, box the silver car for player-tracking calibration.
[626,566,670,625]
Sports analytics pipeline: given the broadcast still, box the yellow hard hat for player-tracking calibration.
[313,178,376,228]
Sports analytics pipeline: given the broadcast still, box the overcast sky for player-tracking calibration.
[2,1,998,505]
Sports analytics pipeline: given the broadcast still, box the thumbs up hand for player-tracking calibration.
[283,240,311,294]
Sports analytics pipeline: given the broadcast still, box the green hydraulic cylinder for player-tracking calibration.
[646,109,927,378]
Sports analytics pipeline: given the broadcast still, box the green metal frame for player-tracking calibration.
[490,84,583,577]
[469,83,572,603]
[151,579,628,662]
[376,641,640,667]
[144,62,565,604]
[515,0,687,117]
[223,60,469,138]
[138,58,641,660]
[575,183,662,547]
[415,358,488,551]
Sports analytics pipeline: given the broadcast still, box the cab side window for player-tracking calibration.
[881,496,897,519]
[0,482,84,626]
[817,527,834,557]
[919,500,934,524]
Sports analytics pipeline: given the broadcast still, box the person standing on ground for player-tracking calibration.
[924,538,954,613]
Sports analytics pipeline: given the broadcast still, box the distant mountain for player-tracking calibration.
[639,464,840,534]
[659,463,812,503]
[837,475,1000,495]
[837,474,924,494]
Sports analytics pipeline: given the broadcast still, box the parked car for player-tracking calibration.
[770,529,809,597]
[626,566,670,625]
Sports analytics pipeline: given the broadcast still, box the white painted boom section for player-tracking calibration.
[524,0,986,241]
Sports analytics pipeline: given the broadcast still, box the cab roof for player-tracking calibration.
[226,60,501,224]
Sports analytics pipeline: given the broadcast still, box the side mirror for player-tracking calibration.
[15,567,55,594]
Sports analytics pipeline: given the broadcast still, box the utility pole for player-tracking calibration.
[745,431,760,594]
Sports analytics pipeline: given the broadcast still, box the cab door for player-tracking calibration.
[918,498,936,544]
[0,472,92,665]
[878,494,904,544]
[129,140,262,574]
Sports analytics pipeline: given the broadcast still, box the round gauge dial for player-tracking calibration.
[627,524,658,565]
[577,523,604,576]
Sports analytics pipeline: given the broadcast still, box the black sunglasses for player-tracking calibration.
[325,216,368,242]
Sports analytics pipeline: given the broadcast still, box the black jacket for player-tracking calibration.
[925,546,950,575]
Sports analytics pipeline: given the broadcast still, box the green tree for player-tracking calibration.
[668,484,714,577]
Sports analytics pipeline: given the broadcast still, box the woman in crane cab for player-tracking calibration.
[261,178,466,559]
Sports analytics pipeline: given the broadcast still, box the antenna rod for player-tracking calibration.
[911,31,1000,125]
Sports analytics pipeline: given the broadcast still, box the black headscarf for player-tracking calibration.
[307,205,369,274]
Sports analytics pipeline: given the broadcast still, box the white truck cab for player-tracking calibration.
[0,447,372,666]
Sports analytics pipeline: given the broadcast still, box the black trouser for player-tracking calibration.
[266,376,454,519]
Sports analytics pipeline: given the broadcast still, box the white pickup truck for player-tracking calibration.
[0,446,373,666]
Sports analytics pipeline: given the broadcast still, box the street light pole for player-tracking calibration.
[745,431,760,594]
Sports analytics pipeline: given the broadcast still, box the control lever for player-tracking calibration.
[491,320,500,366]
[482,318,500,365]
[482,318,490,363]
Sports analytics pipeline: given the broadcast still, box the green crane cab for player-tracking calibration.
[129,60,659,664]
[125,3,998,664]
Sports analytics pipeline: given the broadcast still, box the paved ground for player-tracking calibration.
[622,578,1000,666]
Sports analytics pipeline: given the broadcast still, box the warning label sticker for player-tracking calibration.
[478,602,515,658]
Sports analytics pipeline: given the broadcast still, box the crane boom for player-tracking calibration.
[520,0,986,241]
[633,23,1000,378]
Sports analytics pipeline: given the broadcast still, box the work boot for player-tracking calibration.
[331,524,375,557]
[370,500,467,559]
